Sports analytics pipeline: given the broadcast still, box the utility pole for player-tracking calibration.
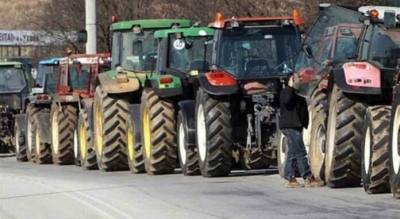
[85,0,97,54]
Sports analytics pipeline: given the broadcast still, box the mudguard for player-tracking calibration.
[198,74,238,96]
[178,100,196,148]
[150,78,183,98]
[35,112,51,144]
[95,72,141,94]
[128,104,142,146]
[333,62,381,95]
[14,114,26,136]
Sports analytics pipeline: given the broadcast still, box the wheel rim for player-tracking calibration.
[326,102,338,172]
[51,111,59,154]
[197,105,207,162]
[95,102,103,155]
[79,120,87,159]
[35,125,40,159]
[364,127,371,173]
[143,108,151,159]
[317,124,326,155]
[27,118,33,153]
[73,128,78,159]
[15,126,20,153]
[127,123,135,161]
[279,133,286,163]
[178,122,187,165]
[392,105,400,174]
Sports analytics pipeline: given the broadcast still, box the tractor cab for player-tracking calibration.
[293,5,362,97]
[0,62,29,111]
[206,12,304,83]
[56,53,111,99]
[109,19,192,73]
[36,58,61,95]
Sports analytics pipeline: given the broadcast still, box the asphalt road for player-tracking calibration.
[0,156,399,219]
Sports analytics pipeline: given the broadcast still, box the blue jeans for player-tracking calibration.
[281,128,312,180]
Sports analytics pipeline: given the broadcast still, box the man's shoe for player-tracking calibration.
[304,176,324,188]
[285,177,304,188]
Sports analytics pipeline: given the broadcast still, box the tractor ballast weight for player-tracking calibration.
[193,11,306,177]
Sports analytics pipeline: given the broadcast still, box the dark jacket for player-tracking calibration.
[279,86,309,130]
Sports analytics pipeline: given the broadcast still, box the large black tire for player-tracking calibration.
[26,104,41,162]
[309,104,326,181]
[361,106,391,194]
[141,88,177,175]
[78,107,98,170]
[126,114,145,174]
[177,110,200,176]
[389,95,400,198]
[32,116,52,164]
[51,103,78,165]
[93,86,129,171]
[195,88,232,177]
[303,87,327,148]
[14,122,27,162]
[325,85,366,188]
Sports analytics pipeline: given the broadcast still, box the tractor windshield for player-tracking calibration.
[43,65,58,94]
[294,6,361,97]
[368,27,400,69]
[168,36,213,74]
[121,31,157,72]
[0,67,26,93]
[69,64,91,90]
[218,26,299,79]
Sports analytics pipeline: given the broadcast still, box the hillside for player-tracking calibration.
[0,0,47,30]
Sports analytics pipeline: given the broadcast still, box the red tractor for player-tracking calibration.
[32,53,111,166]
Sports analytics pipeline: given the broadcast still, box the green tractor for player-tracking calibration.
[138,27,214,175]
[87,19,192,171]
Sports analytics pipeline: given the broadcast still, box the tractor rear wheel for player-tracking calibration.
[141,88,177,175]
[277,129,287,178]
[51,103,77,165]
[32,117,52,164]
[196,88,232,177]
[14,122,27,162]
[389,95,400,198]
[93,86,129,171]
[325,85,366,188]
[362,106,391,194]
[26,104,41,162]
[78,107,97,170]
[126,114,145,174]
[309,104,326,181]
[177,110,200,176]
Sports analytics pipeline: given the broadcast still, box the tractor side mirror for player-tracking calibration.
[77,30,88,43]
[302,44,314,59]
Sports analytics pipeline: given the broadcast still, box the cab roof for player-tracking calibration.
[154,27,215,38]
[111,19,192,31]
[0,61,23,66]
[39,58,62,65]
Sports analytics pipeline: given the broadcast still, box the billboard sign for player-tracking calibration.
[0,30,77,46]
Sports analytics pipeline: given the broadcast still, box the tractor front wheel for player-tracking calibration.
[32,117,52,164]
[126,115,145,174]
[309,104,326,181]
[78,107,97,170]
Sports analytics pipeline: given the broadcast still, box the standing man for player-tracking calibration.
[279,73,324,188]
